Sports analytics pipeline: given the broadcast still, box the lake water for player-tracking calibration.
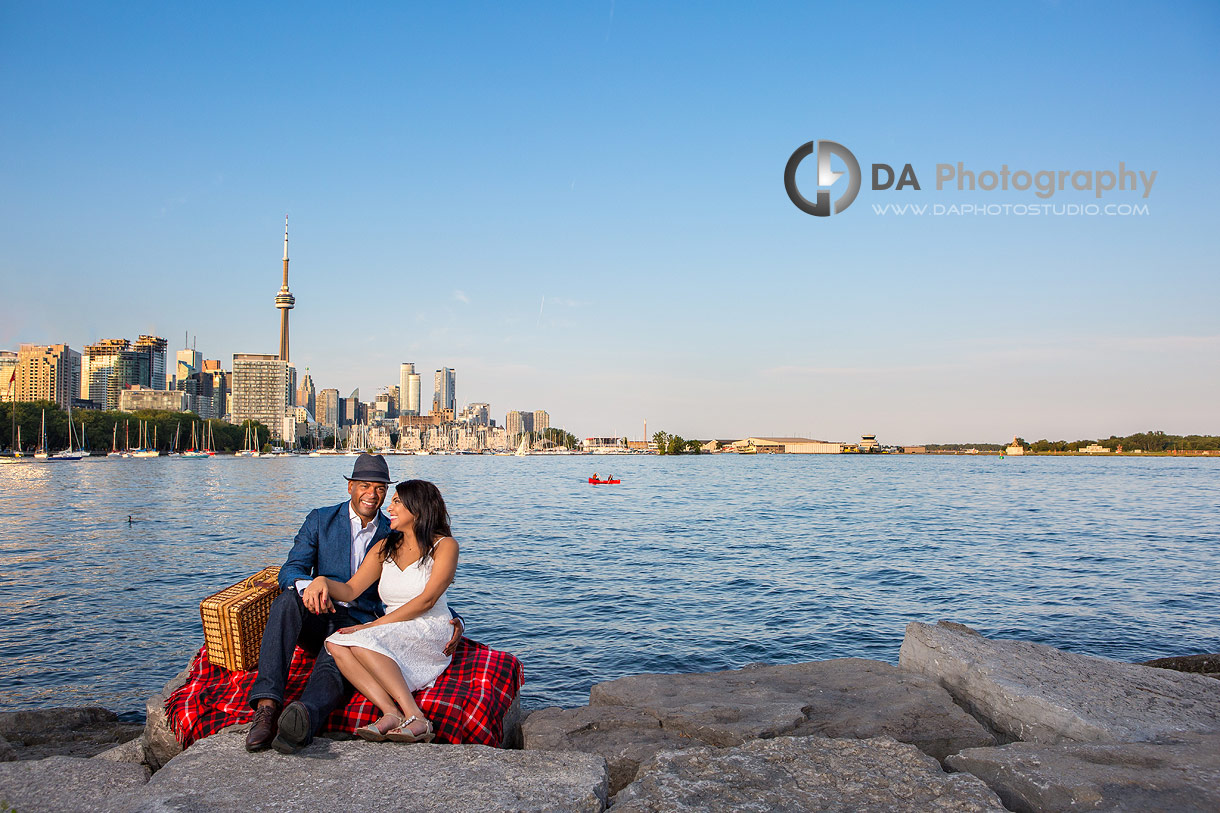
[1,453,1218,719]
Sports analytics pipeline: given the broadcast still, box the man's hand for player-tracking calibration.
[302,577,334,614]
[443,616,464,656]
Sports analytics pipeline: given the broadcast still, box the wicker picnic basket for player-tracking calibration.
[199,566,281,671]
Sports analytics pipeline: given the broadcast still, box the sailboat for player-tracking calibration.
[108,423,122,457]
[205,421,216,456]
[514,435,529,457]
[131,420,159,458]
[181,422,208,459]
[34,410,49,459]
[236,423,260,457]
[50,401,84,460]
[165,422,181,457]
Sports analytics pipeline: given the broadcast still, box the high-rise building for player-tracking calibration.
[110,350,152,408]
[231,353,296,441]
[176,346,202,384]
[82,338,129,405]
[203,360,229,420]
[533,410,550,433]
[461,402,490,426]
[134,335,168,390]
[506,410,533,442]
[296,371,316,416]
[387,385,400,416]
[317,388,339,428]
[15,344,79,409]
[276,216,295,362]
[433,367,456,414]
[400,363,421,416]
[0,352,17,402]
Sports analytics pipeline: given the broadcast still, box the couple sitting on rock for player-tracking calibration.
[244,453,464,753]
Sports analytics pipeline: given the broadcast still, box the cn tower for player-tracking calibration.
[275,215,295,361]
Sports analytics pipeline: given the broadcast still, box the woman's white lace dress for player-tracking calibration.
[325,553,453,691]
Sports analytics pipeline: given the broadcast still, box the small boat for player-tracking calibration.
[50,402,84,460]
[181,423,209,458]
[588,477,621,485]
[33,410,49,459]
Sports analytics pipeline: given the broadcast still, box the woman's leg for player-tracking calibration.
[349,647,428,732]
[324,642,402,720]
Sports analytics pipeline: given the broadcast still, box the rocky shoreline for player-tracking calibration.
[2,621,1218,811]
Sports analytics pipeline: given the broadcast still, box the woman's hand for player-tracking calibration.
[337,623,371,634]
[302,577,333,614]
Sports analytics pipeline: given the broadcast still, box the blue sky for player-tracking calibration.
[2,2,1217,443]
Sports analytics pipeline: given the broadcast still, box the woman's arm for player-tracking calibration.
[303,539,385,611]
[370,537,458,626]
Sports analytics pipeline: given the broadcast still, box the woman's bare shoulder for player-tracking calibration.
[433,535,459,552]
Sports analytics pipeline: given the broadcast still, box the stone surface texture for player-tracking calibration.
[588,657,995,760]
[139,664,191,771]
[947,733,1220,813]
[611,735,1006,812]
[0,707,143,761]
[103,729,608,813]
[1141,653,1220,679]
[501,694,525,749]
[524,704,703,794]
[0,755,149,812]
[899,621,1220,744]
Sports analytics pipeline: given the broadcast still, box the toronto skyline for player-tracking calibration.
[2,2,1217,443]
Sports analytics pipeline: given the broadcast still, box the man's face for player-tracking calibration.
[348,480,388,523]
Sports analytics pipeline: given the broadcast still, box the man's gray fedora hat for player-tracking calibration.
[344,453,391,483]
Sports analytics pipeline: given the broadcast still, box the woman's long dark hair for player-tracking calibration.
[381,479,452,565]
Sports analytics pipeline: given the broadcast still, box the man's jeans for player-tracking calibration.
[247,589,357,742]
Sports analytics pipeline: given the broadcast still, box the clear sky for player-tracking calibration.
[2,2,1217,444]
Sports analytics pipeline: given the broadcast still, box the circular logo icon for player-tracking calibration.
[785,140,861,216]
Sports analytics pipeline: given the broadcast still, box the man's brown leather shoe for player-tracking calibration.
[244,703,279,752]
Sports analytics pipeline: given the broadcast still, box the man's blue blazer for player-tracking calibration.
[278,501,391,625]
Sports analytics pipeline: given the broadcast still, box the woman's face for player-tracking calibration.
[388,493,416,533]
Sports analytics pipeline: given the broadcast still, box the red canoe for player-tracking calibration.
[588,478,621,485]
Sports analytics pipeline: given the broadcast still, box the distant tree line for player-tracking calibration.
[652,431,702,455]
[0,401,271,454]
[925,431,1219,453]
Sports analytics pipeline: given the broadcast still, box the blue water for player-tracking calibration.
[0,454,1218,719]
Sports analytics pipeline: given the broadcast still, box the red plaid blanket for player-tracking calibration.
[166,638,522,748]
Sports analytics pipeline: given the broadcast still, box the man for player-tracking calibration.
[245,453,463,753]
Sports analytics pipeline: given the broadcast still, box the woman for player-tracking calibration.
[314,479,458,743]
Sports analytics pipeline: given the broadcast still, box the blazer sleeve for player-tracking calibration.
[279,508,322,589]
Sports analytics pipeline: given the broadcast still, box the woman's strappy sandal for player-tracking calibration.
[386,715,434,743]
[356,713,403,742]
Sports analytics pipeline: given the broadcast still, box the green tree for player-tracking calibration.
[652,431,669,454]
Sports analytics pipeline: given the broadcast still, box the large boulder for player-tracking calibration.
[524,704,703,794]
[611,735,1006,812]
[587,658,994,759]
[139,663,192,771]
[899,621,1220,744]
[0,755,149,812]
[946,733,1220,812]
[0,707,143,761]
[104,729,608,812]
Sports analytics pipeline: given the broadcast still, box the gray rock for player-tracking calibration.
[612,735,1006,812]
[1141,653,1220,679]
[588,657,995,760]
[103,729,607,813]
[0,707,143,761]
[0,755,149,812]
[0,734,16,762]
[946,733,1220,812]
[140,663,192,771]
[93,737,148,766]
[524,704,703,794]
[899,621,1220,744]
